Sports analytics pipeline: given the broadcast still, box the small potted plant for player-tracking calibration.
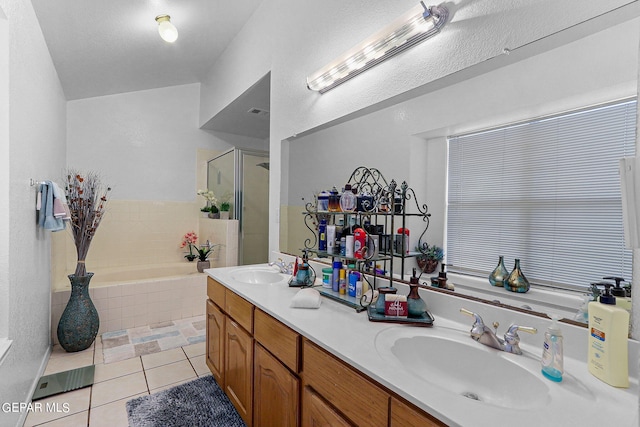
[180,231,199,262]
[197,189,219,219]
[200,205,212,217]
[208,204,220,219]
[195,243,214,273]
[219,202,231,220]
[219,191,232,219]
[415,243,444,274]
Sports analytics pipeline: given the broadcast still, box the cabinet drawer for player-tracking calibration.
[254,309,300,373]
[390,397,446,427]
[302,386,351,427]
[207,277,226,308]
[225,290,254,333]
[303,339,389,427]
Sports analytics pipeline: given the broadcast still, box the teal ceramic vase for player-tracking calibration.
[489,255,509,287]
[505,259,530,293]
[57,273,100,352]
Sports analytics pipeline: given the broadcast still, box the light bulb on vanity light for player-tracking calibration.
[155,15,178,43]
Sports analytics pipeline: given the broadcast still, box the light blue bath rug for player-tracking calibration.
[101,315,205,363]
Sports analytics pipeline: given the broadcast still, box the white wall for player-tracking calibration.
[198,0,639,256]
[0,0,67,424]
[284,16,639,274]
[67,83,231,202]
[0,4,9,342]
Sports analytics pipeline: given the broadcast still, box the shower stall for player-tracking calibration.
[207,148,270,265]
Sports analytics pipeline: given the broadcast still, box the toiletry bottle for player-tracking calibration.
[332,260,342,292]
[604,276,632,314]
[339,268,347,295]
[541,314,564,382]
[328,186,340,212]
[326,224,336,254]
[318,190,330,211]
[345,235,355,258]
[587,284,629,387]
[353,228,367,259]
[318,219,327,252]
[348,270,359,297]
[437,263,448,288]
[339,184,357,212]
[407,268,427,318]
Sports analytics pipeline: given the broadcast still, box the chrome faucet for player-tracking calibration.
[460,308,537,355]
[269,258,294,275]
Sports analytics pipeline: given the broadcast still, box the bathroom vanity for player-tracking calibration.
[205,261,639,427]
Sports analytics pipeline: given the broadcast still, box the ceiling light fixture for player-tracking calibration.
[306,2,448,94]
[155,15,178,43]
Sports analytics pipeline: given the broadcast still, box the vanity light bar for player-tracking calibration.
[306,2,448,94]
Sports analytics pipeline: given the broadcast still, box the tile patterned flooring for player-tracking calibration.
[23,338,210,427]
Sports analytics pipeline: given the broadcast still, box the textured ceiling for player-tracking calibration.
[32,0,263,100]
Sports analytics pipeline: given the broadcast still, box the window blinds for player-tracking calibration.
[447,99,636,292]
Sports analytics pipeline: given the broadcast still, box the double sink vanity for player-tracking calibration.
[205,256,639,426]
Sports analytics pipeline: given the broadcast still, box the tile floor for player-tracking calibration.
[23,338,210,427]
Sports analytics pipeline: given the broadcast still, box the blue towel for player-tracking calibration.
[39,181,65,231]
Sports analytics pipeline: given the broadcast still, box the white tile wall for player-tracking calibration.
[51,275,206,345]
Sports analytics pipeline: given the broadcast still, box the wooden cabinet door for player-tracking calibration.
[254,343,299,427]
[390,397,445,427]
[302,386,351,427]
[206,299,225,387]
[225,318,254,427]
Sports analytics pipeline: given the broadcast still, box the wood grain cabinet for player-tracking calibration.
[206,299,225,387]
[254,343,299,427]
[302,386,351,427]
[206,277,446,427]
[225,317,254,427]
[390,397,445,427]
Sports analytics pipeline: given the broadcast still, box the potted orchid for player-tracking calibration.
[197,189,219,219]
[180,231,215,272]
[180,231,199,261]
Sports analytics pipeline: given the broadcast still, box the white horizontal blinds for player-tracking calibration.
[447,100,636,291]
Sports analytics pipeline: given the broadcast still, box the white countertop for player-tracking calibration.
[206,262,639,427]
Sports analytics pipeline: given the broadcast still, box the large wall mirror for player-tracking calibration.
[281,15,640,325]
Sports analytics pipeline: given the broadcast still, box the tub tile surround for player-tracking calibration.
[50,198,240,344]
[51,200,238,290]
[209,253,639,426]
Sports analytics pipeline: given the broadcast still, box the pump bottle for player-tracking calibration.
[587,283,629,388]
[541,314,563,382]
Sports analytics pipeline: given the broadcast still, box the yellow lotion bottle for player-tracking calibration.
[587,284,630,388]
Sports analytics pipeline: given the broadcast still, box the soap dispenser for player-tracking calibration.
[603,276,632,314]
[407,268,427,318]
[541,314,563,382]
[587,283,629,388]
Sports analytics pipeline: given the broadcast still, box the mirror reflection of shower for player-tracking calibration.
[208,148,269,265]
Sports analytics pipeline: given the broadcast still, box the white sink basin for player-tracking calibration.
[229,268,286,285]
[375,327,550,409]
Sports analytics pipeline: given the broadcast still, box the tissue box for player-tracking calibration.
[384,295,408,317]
